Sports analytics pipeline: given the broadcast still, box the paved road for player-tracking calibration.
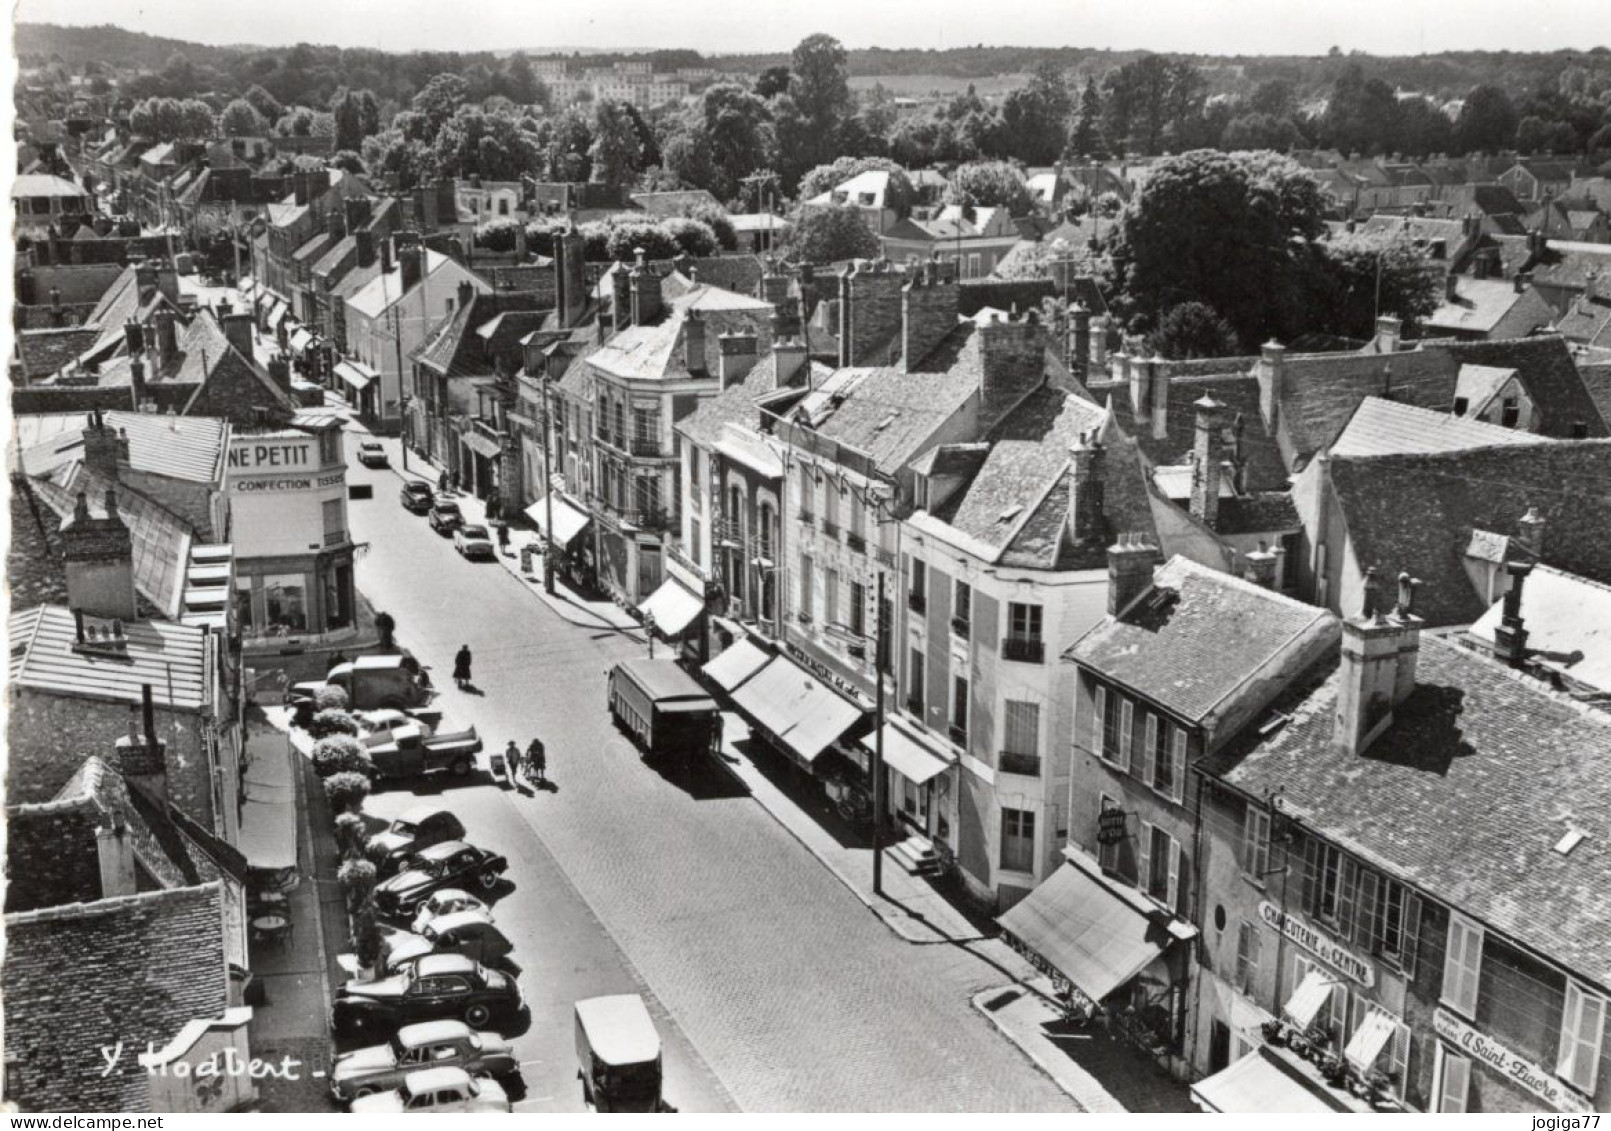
[344,437,1077,1113]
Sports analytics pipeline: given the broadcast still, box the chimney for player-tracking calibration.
[838,260,906,367]
[1090,314,1109,367]
[1461,212,1480,240]
[380,237,394,275]
[774,337,808,389]
[114,684,168,804]
[1513,270,1532,294]
[1374,315,1402,354]
[559,223,586,329]
[293,171,310,206]
[1444,272,1460,303]
[1517,505,1546,559]
[49,286,64,325]
[1129,350,1153,424]
[761,257,795,337]
[343,195,372,237]
[154,308,178,362]
[1069,302,1091,386]
[718,332,759,388]
[629,249,662,327]
[977,310,1049,430]
[1109,348,1129,387]
[355,227,377,269]
[1068,433,1105,544]
[95,819,138,898]
[124,319,145,355]
[1107,533,1161,616]
[683,309,708,375]
[1493,561,1532,668]
[514,220,528,261]
[135,261,158,301]
[1190,396,1225,530]
[267,354,292,394]
[901,259,959,370]
[129,355,146,409]
[1244,542,1278,588]
[1149,359,1170,442]
[62,488,138,621]
[611,263,632,333]
[1333,568,1421,756]
[1258,340,1286,429]
[81,413,130,480]
[399,242,423,293]
[221,312,254,359]
[457,279,475,311]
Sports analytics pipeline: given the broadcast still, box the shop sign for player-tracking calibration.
[1433,1009,1593,1113]
[783,641,872,707]
[229,439,315,471]
[1258,901,1374,987]
[1097,807,1128,845]
[233,472,345,493]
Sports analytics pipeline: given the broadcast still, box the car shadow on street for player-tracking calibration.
[645,752,751,801]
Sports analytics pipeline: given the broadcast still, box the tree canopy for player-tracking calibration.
[783,205,880,264]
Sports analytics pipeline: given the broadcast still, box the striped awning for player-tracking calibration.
[1282,969,1334,1030]
[1344,1009,1397,1072]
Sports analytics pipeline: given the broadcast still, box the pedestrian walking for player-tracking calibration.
[453,644,473,689]
[526,737,547,786]
[501,739,520,784]
[438,468,450,493]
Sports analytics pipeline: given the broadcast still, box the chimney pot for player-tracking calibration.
[1190,396,1225,530]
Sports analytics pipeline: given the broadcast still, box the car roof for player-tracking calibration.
[403,1066,473,1094]
[429,909,498,933]
[361,439,384,446]
[404,481,432,491]
[417,839,470,859]
[425,887,474,905]
[397,1019,472,1047]
[413,953,478,977]
[398,803,453,825]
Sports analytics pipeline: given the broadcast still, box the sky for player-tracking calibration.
[13,0,1608,56]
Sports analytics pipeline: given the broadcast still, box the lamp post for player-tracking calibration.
[872,569,887,896]
[399,395,412,472]
[538,374,557,597]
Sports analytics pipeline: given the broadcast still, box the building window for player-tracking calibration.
[1310,842,1344,924]
[1004,602,1043,662]
[1001,808,1035,873]
[849,579,866,639]
[848,490,866,547]
[1141,823,1178,907]
[1236,920,1262,993]
[824,567,839,627]
[1501,396,1520,428]
[1002,700,1040,776]
[950,675,969,746]
[632,408,659,454]
[1095,683,1124,764]
[797,464,813,522]
[1241,805,1271,880]
[263,573,308,634]
[798,554,813,623]
[907,648,925,717]
[952,579,971,636]
[1150,723,1185,803]
[1433,1046,1471,1113]
[823,482,840,537]
[1441,914,1484,1018]
[689,518,702,568]
[909,558,927,612]
[234,577,255,634]
[1559,983,1607,1094]
[758,502,776,561]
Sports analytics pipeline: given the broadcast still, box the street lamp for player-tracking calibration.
[399,395,412,472]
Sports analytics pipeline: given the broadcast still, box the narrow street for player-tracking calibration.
[341,433,1079,1112]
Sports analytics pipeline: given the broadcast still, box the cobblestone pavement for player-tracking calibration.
[343,444,1078,1112]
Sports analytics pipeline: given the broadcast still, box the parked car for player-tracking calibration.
[400,482,435,513]
[362,718,482,782]
[411,888,493,935]
[368,806,467,878]
[380,911,512,973]
[330,954,522,1036]
[374,841,509,917]
[330,1020,516,1103]
[349,1066,511,1113]
[428,499,463,534]
[452,523,495,559]
[357,440,390,468]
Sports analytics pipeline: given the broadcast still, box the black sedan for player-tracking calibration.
[428,499,464,534]
[330,953,523,1036]
[374,841,509,918]
[400,482,435,514]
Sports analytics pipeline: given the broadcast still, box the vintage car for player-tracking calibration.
[452,523,496,560]
[330,1020,516,1103]
[411,888,494,935]
[428,499,464,534]
[374,841,509,917]
[330,954,522,1036]
[357,440,390,468]
[379,911,513,974]
[400,481,435,513]
[368,806,467,878]
[348,1066,511,1113]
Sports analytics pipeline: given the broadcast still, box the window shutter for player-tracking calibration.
[1560,983,1608,1093]
[1120,699,1135,774]
[1354,868,1380,951]
[1137,820,1152,895]
[1301,836,1322,917]
[1171,725,1187,803]
[1336,856,1358,934]
[1400,895,1421,978]
[1436,1048,1470,1113]
[1442,915,1483,1018]
[1240,807,1256,875]
[1171,840,1187,917]
[1092,683,1106,759]
[1144,712,1159,787]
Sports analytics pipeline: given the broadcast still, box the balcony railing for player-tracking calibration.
[908,592,927,614]
[630,438,668,458]
[950,616,971,638]
[846,532,866,552]
[999,751,1042,776]
[873,546,896,568]
[1002,636,1045,664]
[797,611,814,625]
[324,529,348,547]
[591,497,676,533]
[799,509,816,526]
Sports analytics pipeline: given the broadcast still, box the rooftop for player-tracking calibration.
[9,604,210,711]
[1467,565,1611,697]
[1328,395,1557,459]
[15,411,229,484]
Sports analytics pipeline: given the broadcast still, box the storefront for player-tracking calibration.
[859,718,955,844]
[459,429,502,500]
[333,359,379,422]
[526,493,594,589]
[638,577,707,662]
[726,651,868,773]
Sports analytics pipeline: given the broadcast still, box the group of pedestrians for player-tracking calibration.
[502,737,548,787]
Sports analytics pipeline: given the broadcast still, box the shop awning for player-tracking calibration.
[1191,1047,1355,1114]
[526,494,591,549]
[238,730,298,874]
[267,301,288,328]
[1344,1009,1397,1073]
[996,862,1169,1003]
[863,719,953,785]
[1283,969,1334,1030]
[461,431,502,459]
[730,655,864,765]
[638,579,704,639]
[333,360,375,391]
[703,638,771,692]
[288,327,314,352]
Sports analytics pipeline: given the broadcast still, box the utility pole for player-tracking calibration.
[872,569,886,896]
[539,374,557,596]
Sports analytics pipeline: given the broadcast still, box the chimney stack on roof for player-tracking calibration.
[457,279,475,312]
[398,242,424,294]
[683,309,708,376]
[1374,315,1402,355]
[62,485,137,622]
[115,684,169,804]
[1069,302,1091,386]
[154,308,178,364]
[1068,431,1105,545]
[1190,395,1225,530]
[838,259,906,368]
[978,308,1049,431]
[1493,560,1532,668]
[221,312,254,360]
[629,248,662,327]
[718,331,759,389]
[355,227,376,269]
[1517,505,1546,560]
[611,261,632,333]
[1333,567,1422,757]
[900,257,959,371]
[1258,340,1286,431]
[774,337,808,390]
[95,817,138,898]
[1107,533,1161,617]
[1244,542,1278,589]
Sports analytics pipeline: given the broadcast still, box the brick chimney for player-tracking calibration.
[629,249,661,326]
[355,227,377,269]
[153,308,178,363]
[399,242,423,293]
[1244,542,1278,588]
[95,817,138,898]
[135,261,158,302]
[978,309,1048,430]
[1374,315,1402,354]
[1069,302,1091,385]
[557,223,586,329]
[611,262,632,333]
[267,354,292,395]
[1129,351,1154,426]
[1333,568,1422,756]
[1108,347,1129,387]
[761,257,795,337]
[124,319,145,356]
[457,279,475,312]
[1068,432,1105,545]
[343,196,373,237]
[1107,533,1161,616]
[380,235,394,275]
[1517,505,1545,560]
[774,337,808,389]
[115,685,168,804]
[718,332,759,388]
[683,309,708,375]
[221,312,255,359]
[901,258,959,370]
[838,260,905,367]
[1190,395,1225,530]
[1090,314,1109,367]
[1444,272,1460,304]
[81,413,130,480]
[129,355,146,409]
[1493,561,1532,667]
[1257,340,1286,430]
[62,488,138,621]
[1149,359,1170,441]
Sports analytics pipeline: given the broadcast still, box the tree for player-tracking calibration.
[589,100,644,185]
[476,218,523,252]
[373,611,397,650]
[946,161,1034,214]
[434,104,545,180]
[998,63,1074,165]
[1302,231,1440,339]
[313,735,372,778]
[1320,64,1400,155]
[1393,98,1452,157]
[1454,84,1518,154]
[1068,77,1105,159]
[324,771,372,815]
[277,107,317,137]
[797,156,915,217]
[219,98,267,137]
[1101,55,1206,155]
[783,205,880,263]
[332,149,366,174]
[1107,149,1327,349]
[1248,79,1296,119]
[1591,123,1611,155]
[542,108,593,181]
[789,33,853,168]
[662,128,716,195]
[330,87,368,151]
[411,72,470,134]
[244,83,284,123]
[1147,302,1241,359]
[1222,112,1303,151]
[504,53,542,108]
[754,65,792,100]
[1515,115,1578,154]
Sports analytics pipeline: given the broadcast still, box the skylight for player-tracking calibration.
[1554,828,1587,856]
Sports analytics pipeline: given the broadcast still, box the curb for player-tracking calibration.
[970,986,1121,1114]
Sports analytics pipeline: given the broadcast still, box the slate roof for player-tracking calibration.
[1468,565,1611,696]
[1329,396,1558,458]
[16,327,102,379]
[1277,349,1459,464]
[347,250,458,319]
[1556,295,1611,345]
[16,411,229,484]
[412,291,545,378]
[1211,635,1611,987]
[675,355,829,448]
[1327,440,1611,626]
[1426,277,1547,335]
[1067,555,1339,726]
[1529,240,1611,292]
[1440,336,1610,437]
[9,604,209,710]
[11,172,87,198]
[587,282,770,383]
[1579,363,1611,427]
[1215,491,1301,535]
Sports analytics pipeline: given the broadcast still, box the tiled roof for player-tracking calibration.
[1468,564,1611,695]
[1277,349,1459,465]
[292,231,332,263]
[16,327,101,379]
[1327,440,1611,626]
[630,190,723,217]
[1212,636,1611,985]
[1579,362,1611,427]
[412,291,544,379]
[1329,396,1558,458]
[11,173,87,198]
[1556,295,1611,344]
[1425,277,1545,335]
[1440,336,1610,437]
[1067,555,1339,727]
[1215,491,1301,535]
[676,355,784,447]
[9,604,209,710]
[310,233,356,278]
[1530,240,1611,292]
[16,411,229,484]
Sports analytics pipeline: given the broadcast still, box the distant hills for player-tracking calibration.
[15,22,246,71]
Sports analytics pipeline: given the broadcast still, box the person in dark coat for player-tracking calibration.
[453,645,473,688]
[526,737,547,785]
